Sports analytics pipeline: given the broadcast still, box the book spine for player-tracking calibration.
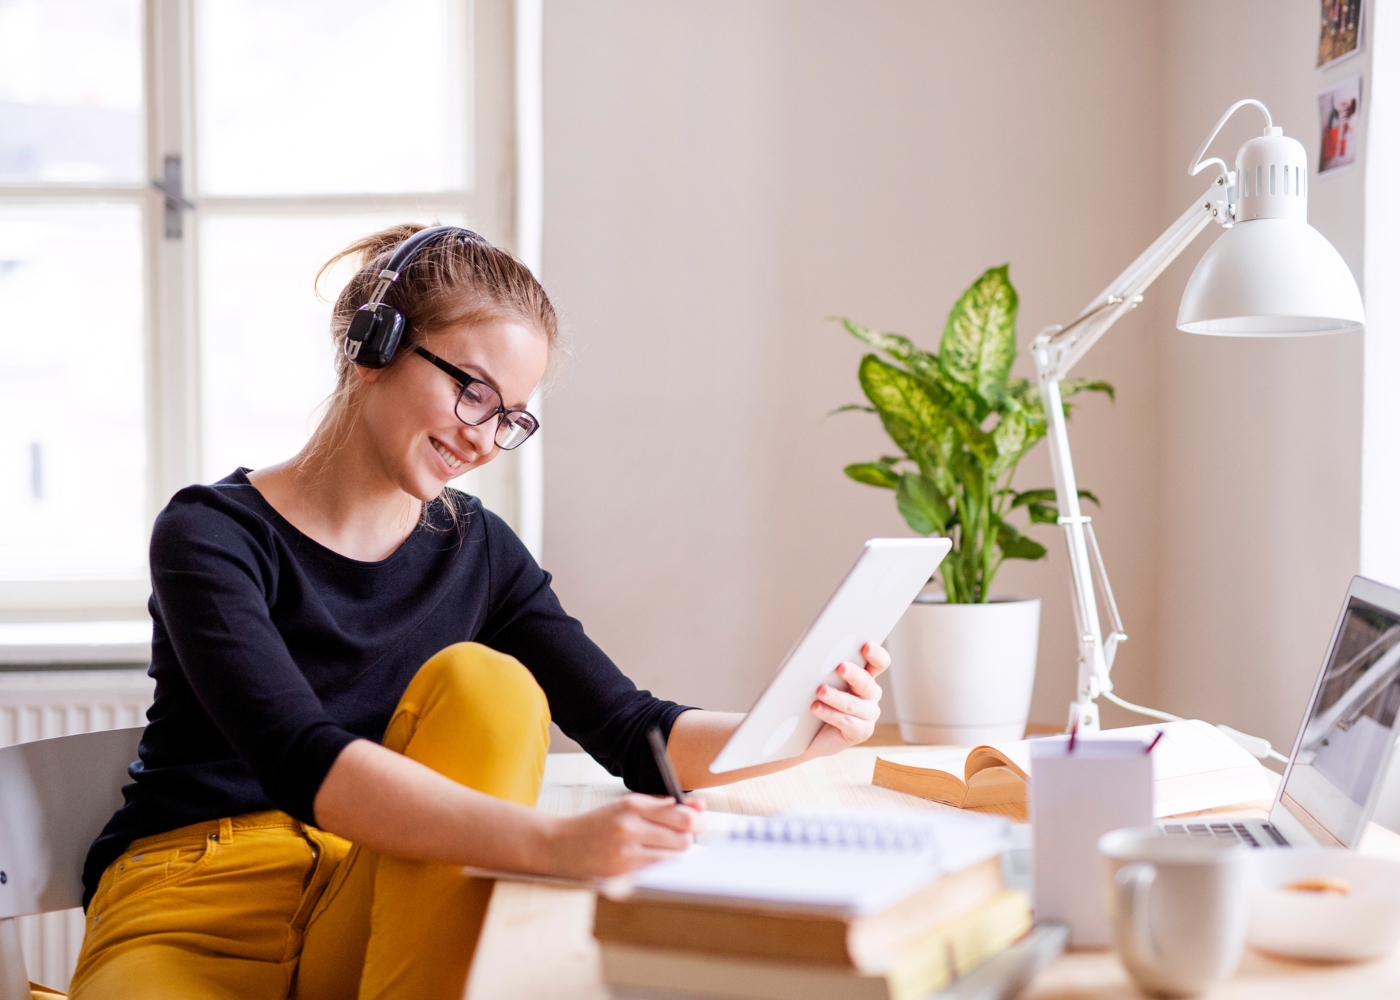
[594,898,854,965]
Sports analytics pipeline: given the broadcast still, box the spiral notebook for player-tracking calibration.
[464,807,1009,915]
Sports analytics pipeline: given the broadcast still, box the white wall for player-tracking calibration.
[1152,0,1368,753]
[539,1,1376,757]
[1362,0,1400,589]
[541,1,1167,725]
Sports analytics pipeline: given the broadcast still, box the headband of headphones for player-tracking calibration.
[342,225,486,368]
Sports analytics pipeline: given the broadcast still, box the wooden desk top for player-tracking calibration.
[463,747,1400,1000]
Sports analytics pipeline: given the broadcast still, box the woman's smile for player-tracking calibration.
[430,436,471,473]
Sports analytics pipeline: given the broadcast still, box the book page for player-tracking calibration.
[966,742,1032,781]
[1141,720,1261,779]
[873,747,971,783]
[961,765,1028,811]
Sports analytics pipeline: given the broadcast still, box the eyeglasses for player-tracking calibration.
[412,346,540,450]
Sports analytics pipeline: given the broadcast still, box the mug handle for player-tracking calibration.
[1115,861,1159,968]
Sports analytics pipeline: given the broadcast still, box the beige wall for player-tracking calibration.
[1152,0,1368,752]
[1363,0,1400,588]
[540,1,1376,758]
[540,0,1168,726]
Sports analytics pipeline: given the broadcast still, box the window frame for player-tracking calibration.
[0,0,541,620]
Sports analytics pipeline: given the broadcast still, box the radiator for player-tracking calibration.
[0,669,154,992]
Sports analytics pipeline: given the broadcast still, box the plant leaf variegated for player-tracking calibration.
[837,265,1113,603]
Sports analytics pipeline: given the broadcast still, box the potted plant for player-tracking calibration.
[837,264,1111,744]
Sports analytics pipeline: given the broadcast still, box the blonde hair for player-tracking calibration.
[308,223,558,466]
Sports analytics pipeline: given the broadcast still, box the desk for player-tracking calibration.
[463,747,1400,1000]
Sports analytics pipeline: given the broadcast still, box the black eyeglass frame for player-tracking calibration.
[412,346,540,450]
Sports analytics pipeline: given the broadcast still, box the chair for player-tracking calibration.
[0,729,142,1000]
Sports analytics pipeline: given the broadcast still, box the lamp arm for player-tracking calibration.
[1031,176,1231,732]
[1036,174,1232,381]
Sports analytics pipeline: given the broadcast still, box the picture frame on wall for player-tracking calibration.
[1318,75,1362,176]
[1317,0,1363,69]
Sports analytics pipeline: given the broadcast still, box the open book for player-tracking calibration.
[873,720,1275,821]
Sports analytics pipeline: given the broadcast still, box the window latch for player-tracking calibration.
[151,154,195,239]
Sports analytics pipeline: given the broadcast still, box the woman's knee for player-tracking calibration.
[384,644,551,797]
[411,643,549,723]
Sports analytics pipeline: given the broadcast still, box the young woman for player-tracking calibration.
[68,225,890,1000]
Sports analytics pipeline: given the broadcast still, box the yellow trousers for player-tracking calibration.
[66,642,551,1000]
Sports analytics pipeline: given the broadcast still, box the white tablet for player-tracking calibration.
[708,537,952,774]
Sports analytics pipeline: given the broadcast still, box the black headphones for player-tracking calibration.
[342,225,486,369]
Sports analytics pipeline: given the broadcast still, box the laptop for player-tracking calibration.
[1159,575,1400,849]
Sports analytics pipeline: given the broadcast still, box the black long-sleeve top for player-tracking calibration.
[83,469,689,906]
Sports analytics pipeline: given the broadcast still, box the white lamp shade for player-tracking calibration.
[1177,218,1364,335]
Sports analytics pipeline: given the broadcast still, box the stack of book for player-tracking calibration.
[593,808,1031,1000]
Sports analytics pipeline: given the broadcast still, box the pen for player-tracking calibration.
[1144,730,1165,754]
[647,726,688,804]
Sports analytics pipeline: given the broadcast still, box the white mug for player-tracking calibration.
[1099,828,1252,997]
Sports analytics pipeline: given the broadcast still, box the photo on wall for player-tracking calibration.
[1317,0,1363,68]
[1318,75,1362,175]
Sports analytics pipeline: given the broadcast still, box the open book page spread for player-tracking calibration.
[626,807,1010,917]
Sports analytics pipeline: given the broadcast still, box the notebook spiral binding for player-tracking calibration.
[718,815,937,853]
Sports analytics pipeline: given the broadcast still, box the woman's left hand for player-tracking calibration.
[805,642,889,757]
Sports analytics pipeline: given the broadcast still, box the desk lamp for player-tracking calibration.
[1033,99,1365,736]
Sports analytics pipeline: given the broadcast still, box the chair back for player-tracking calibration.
[0,728,141,918]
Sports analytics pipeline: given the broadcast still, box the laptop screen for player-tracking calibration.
[1279,594,1400,846]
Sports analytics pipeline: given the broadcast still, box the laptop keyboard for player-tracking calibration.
[1160,821,1288,847]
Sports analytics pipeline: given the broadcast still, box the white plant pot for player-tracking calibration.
[889,596,1040,746]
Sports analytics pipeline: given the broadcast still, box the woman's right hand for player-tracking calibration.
[541,794,704,878]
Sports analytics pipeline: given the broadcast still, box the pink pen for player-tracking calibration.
[1144,730,1165,754]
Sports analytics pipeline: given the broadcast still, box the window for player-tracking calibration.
[0,0,538,619]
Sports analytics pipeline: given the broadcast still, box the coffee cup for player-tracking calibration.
[1098,828,1252,996]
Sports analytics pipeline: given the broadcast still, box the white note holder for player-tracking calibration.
[1030,736,1153,947]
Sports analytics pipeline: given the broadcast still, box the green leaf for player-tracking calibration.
[844,462,900,489]
[857,354,945,459]
[996,520,1048,561]
[990,411,1037,478]
[1011,487,1100,509]
[939,265,1018,410]
[839,319,943,383]
[895,472,949,535]
[828,403,876,416]
[1010,488,1057,509]
[1061,378,1116,403]
[1027,503,1058,524]
[1001,535,1048,560]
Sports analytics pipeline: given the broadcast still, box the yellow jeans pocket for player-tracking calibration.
[89,834,213,919]
[80,820,328,976]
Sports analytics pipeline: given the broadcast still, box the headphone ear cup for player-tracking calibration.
[344,303,405,368]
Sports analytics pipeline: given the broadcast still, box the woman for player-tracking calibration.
[68,225,889,1000]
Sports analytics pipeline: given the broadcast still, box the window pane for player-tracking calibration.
[194,0,466,196]
[0,204,146,578]
[0,0,143,184]
[199,213,463,482]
